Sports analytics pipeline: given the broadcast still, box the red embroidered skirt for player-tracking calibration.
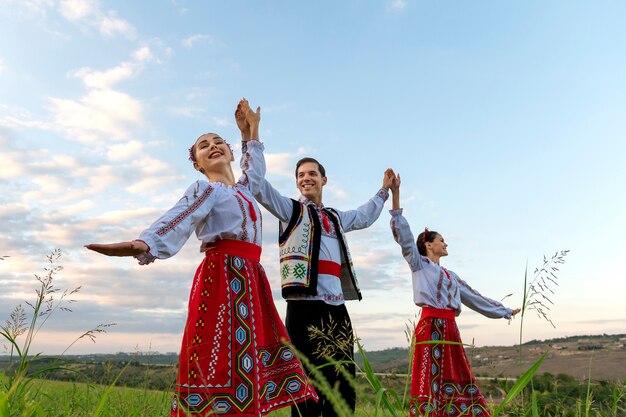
[171,240,318,416]
[410,307,490,417]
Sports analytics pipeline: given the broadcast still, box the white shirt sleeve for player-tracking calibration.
[336,188,389,232]
[245,140,294,222]
[455,272,513,319]
[137,181,216,260]
[389,208,423,272]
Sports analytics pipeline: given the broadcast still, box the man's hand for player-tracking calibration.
[383,168,398,191]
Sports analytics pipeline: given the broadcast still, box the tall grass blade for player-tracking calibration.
[355,339,402,417]
[531,390,539,417]
[493,351,547,416]
[519,260,528,363]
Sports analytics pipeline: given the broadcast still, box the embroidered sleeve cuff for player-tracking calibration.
[389,208,403,216]
[376,188,389,201]
[135,234,158,261]
[246,139,264,151]
[134,250,157,265]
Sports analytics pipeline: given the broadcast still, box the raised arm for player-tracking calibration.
[388,171,422,271]
[336,169,392,231]
[234,99,294,222]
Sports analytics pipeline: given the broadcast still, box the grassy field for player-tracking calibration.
[3,372,624,417]
[17,379,172,417]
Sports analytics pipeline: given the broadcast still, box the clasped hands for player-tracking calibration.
[235,98,261,141]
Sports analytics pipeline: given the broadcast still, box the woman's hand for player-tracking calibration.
[390,171,401,193]
[85,240,149,257]
[235,99,251,141]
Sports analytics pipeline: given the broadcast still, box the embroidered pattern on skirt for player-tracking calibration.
[171,250,317,416]
[410,316,490,417]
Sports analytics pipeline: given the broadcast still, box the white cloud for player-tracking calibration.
[0,58,6,75]
[58,0,95,20]
[70,46,152,90]
[390,0,407,10]
[0,151,26,179]
[125,176,181,194]
[265,152,295,178]
[132,46,153,62]
[106,140,143,161]
[71,63,135,90]
[98,10,135,38]
[88,207,159,226]
[30,174,69,195]
[33,154,81,170]
[47,89,143,142]
[181,34,215,49]
[0,202,30,219]
[57,0,136,38]
[171,0,188,14]
[44,199,95,217]
[85,165,124,192]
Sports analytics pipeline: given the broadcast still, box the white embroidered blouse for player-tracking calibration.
[390,209,512,319]
[135,152,262,264]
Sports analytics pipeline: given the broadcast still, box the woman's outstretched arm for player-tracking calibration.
[85,240,149,257]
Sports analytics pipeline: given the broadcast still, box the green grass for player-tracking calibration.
[18,379,171,417]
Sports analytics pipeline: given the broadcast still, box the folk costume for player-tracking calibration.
[244,140,388,417]
[389,209,513,417]
[135,158,317,416]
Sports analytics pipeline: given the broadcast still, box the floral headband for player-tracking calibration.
[422,227,429,244]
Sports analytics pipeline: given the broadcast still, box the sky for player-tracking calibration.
[1,0,625,356]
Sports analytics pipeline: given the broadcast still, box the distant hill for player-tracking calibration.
[2,333,624,383]
[354,333,626,381]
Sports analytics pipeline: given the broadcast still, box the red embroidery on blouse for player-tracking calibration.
[156,185,214,236]
[436,270,444,304]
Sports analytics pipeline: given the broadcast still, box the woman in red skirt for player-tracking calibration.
[86,102,317,416]
[386,171,520,417]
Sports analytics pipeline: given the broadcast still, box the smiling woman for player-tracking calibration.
[84,100,317,417]
[386,171,521,417]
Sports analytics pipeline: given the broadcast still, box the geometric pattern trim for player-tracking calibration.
[171,248,317,416]
[410,316,491,417]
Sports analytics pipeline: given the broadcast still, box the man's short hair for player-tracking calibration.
[295,157,326,178]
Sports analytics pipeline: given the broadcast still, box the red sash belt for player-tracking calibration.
[201,240,261,262]
[318,260,341,278]
[420,306,456,320]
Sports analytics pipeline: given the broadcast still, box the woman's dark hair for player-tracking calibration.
[416,229,439,256]
[295,157,326,178]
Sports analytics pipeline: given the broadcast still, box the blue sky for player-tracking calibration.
[1,0,625,355]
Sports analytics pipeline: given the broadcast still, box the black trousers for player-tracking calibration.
[286,300,356,417]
